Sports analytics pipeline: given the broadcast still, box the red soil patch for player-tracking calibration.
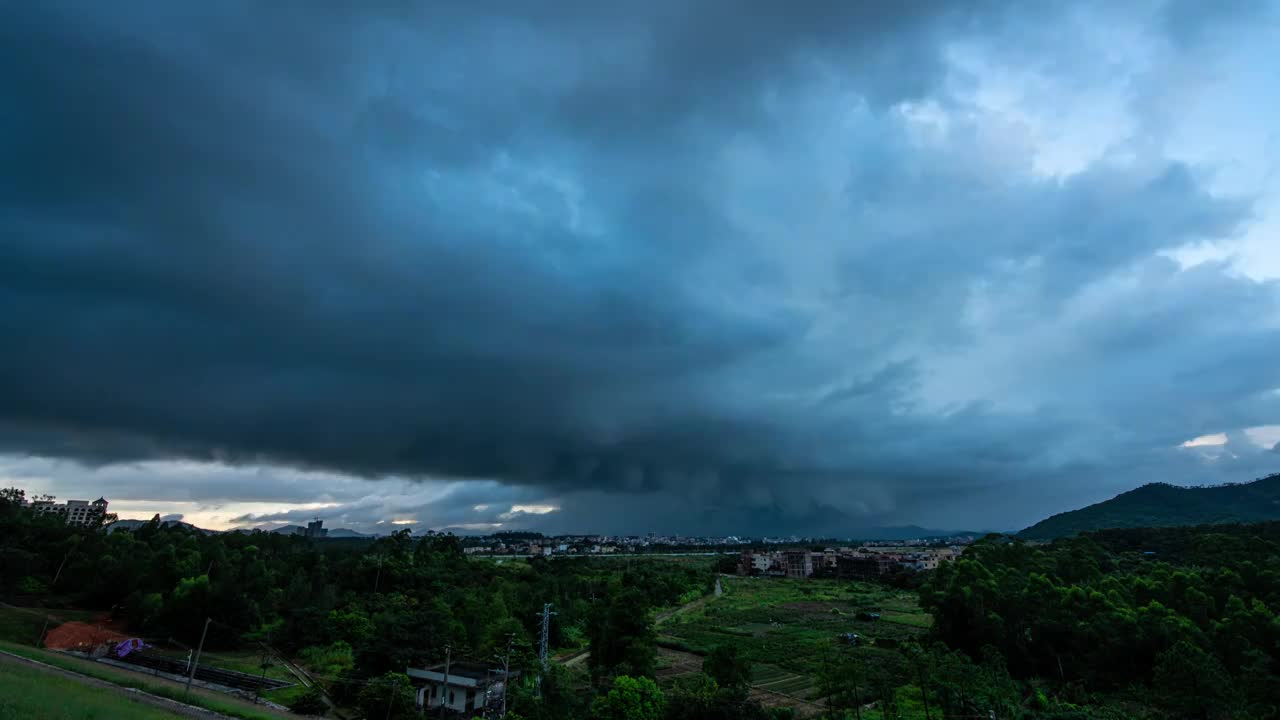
[43,621,128,651]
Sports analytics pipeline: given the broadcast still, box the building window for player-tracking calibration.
[449,691,455,705]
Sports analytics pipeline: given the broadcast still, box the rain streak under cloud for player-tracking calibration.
[2,0,1280,535]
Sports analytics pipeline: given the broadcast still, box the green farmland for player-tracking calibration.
[657,575,931,713]
[662,576,928,676]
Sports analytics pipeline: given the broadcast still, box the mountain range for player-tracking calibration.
[1019,473,1280,539]
[106,519,373,538]
[856,525,985,541]
[105,518,210,534]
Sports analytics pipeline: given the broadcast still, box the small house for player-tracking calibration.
[407,661,517,715]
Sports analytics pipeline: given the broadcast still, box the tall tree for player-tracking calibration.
[589,676,665,720]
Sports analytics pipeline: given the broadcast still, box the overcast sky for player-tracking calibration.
[3,1,1280,536]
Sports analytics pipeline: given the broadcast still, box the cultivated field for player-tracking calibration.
[657,575,931,715]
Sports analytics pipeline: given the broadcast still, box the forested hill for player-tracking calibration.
[1019,472,1280,539]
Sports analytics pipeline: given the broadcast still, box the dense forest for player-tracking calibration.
[924,523,1280,719]
[6,485,1280,719]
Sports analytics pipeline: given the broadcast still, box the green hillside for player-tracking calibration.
[1019,472,1280,539]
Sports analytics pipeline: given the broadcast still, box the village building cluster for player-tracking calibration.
[460,533,750,557]
[737,545,960,579]
[460,532,975,559]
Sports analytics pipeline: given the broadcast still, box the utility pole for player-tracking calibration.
[439,644,451,719]
[384,676,396,720]
[185,617,211,699]
[255,648,271,704]
[497,635,513,717]
[36,616,50,648]
[52,547,74,587]
[537,603,556,697]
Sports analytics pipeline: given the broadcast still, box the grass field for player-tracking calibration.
[0,659,185,719]
[879,610,933,628]
[0,642,294,720]
[661,576,928,677]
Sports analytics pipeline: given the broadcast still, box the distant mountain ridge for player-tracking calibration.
[1019,473,1280,539]
[107,519,374,537]
[260,524,372,538]
[859,525,984,541]
[106,518,210,534]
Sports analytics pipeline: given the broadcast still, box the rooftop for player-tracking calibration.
[406,661,516,687]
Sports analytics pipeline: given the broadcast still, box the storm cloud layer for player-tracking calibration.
[3,1,1280,533]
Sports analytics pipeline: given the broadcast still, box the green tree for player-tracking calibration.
[1239,649,1280,719]
[357,671,416,720]
[1153,640,1234,720]
[665,673,720,720]
[590,675,666,720]
[508,662,589,720]
[289,687,329,716]
[589,587,657,679]
[702,645,751,695]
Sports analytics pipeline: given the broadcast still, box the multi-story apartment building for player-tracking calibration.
[27,497,110,527]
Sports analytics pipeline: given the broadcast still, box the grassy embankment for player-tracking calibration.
[0,658,187,720]
[0,606,294,720]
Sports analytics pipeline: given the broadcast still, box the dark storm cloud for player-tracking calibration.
[3,0,1279,532]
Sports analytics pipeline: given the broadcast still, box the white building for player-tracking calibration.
[28,497,109,527]
[406,661,515,716]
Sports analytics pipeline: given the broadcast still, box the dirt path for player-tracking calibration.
[654,595,711,626]
[561,649,591,667]
[0,649,231,719]
[655,575,727,627]
[562,576,727,670]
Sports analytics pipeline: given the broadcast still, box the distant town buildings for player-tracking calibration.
[455,532,973,560]
[738,545,960,579]
[304,519,329,538]
[24,496,110,527]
